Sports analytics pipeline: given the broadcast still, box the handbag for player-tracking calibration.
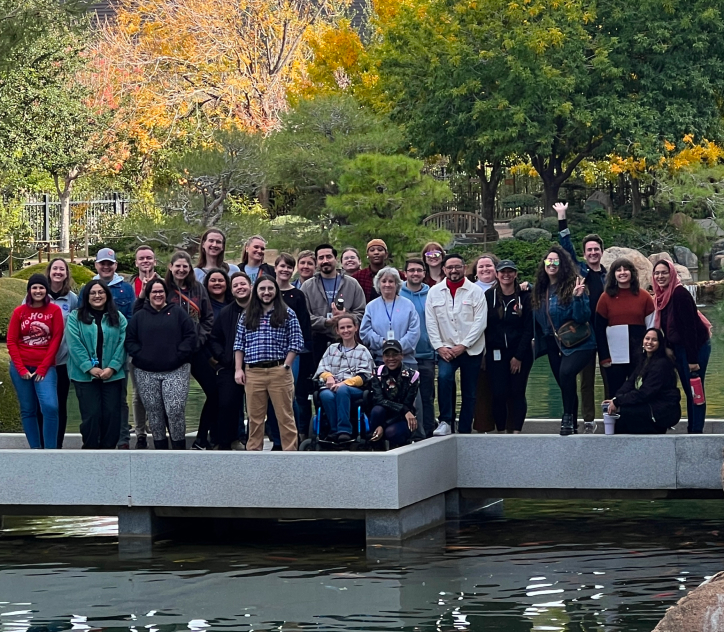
[545,288,591,349]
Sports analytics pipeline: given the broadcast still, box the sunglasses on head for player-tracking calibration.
[544,259,560,266]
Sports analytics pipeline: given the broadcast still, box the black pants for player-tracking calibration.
[191,348,220,446]
[312,334,334,369]
[216,366,244,449]
[615,403,667,434]
[486,350,533,432]
[417,358,436,437]
[545,338,596,417]
[295,352,314,435]
[74,379,123,449]
[604,363,634,399]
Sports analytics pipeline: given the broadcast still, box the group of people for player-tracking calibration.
[6,215,710,451]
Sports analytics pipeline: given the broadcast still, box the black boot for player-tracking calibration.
[560,414,575,436]
[171,439,186,450]
[153,437,169,449]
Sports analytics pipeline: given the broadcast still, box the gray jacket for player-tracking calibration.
[301,272,366,336]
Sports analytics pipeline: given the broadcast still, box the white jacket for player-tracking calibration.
[425,279,487,356]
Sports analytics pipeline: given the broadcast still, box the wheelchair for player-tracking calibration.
[299,387,381,452]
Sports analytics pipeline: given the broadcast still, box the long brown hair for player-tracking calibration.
[196,228,231,273]
[605,258,640,297]
[243,274,289,331]
[44,258,72,296]
[532,245,578,308]
[241,234,267,266]
[165,251,199,290]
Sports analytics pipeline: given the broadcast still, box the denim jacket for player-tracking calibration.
[533,288,597,358]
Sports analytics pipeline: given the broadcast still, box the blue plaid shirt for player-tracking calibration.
[233,307,304,364]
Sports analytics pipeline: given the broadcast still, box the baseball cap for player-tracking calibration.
[96,248,117,263]
[496,259,518,272]
[382,339,403,354]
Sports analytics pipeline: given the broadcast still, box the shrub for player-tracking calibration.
[0,345,21,431]
[0,278,27,339]
[13,262,94,291]
[448,243,491,264]
[509,213,540,235]
[540,216,559,235]
[493,237,554,282]
[516,227,552,243]
[500,193,539,211]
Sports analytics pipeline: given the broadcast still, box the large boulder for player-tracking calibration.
[653,572,724,631]
[602,247,653,290]
[674,245,698,270]
[648,252,694,284]
[711,253,724,271]
[649,252,674,265]
[712,269,724,281]
[585,190,613,212]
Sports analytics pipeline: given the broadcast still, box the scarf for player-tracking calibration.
[652,259,711,333]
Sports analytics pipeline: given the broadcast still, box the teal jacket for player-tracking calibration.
[66,310,127,382]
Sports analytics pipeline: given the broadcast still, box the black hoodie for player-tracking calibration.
[209,301,245,369]
[125,301,197,372]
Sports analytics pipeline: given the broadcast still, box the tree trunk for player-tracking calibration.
[631,175,642,218]
[53,168,79,254]
[477,162,502,241]
[541,178,562,218]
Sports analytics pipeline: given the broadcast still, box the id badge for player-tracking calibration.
[327,312,333,320]
[493,349,502,361]
[387,329,395,341]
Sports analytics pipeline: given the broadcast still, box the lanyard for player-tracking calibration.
[323,275,340,310]
[383,298,396,327]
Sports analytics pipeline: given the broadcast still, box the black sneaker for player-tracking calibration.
[271,444,282,451]
[337,433,352,443]
[191,441,206,450]
[135,436,148,449]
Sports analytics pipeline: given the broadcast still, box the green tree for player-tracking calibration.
[372,0,724,217]
[265,94,404,219]
[0,20,111,252]
[325,153,452,260]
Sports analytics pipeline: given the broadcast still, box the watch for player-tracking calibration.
[283,364,291,370]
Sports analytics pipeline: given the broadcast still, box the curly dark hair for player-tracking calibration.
[605,258,640,297]
[531,245,579,308]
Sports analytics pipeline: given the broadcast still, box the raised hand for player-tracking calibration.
[553,202,568,220]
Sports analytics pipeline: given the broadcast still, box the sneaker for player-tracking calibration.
[231,440,245,451]
[583,421,597,434]
[271,444,282,451]
[117,443,130,450]
[191,441,206,450]
[337,432,352,443]
[135,436,147,449]
[433,421,452,436]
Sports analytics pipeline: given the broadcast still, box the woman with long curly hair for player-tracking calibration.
[532,245,597,435]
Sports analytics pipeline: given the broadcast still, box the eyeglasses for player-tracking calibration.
[406,268,425,274]
[544,259,560,266]
[425,251,443,258]
[445,265,464,271]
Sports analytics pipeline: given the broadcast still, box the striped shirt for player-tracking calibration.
[314,343,375,382]
[233,307,304,364]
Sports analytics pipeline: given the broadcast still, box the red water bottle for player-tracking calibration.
[690,372,705,406]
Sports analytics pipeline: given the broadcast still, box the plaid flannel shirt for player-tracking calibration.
[233,307,304,364]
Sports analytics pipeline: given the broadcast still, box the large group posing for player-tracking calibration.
[7,204,710,450]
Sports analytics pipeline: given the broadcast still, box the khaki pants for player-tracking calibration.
[246,364,298,451]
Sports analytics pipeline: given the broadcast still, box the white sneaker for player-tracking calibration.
[584,421,597,434]
[433,421,452,436]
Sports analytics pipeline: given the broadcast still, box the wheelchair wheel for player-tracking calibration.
[299,438,313,451]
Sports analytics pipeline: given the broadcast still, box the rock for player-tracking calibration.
[653,571,724,631]
[649,252,674,266]
[695,218,724,237]
[675,264,693,284]
[585,190,613,212]
[711,269,724,281]
[602,247,654,290]
[674,245,698,269]
[711,253,724,271]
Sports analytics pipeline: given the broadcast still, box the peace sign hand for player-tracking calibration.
[573,277,586,297]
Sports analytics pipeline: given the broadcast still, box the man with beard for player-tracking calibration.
[425,253,487,436]
[301,244,366,366]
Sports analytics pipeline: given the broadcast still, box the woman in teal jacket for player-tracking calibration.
[66,280,127,449]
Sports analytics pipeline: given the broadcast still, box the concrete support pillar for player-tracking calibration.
[117,507,178,557]
[445,490,504,519]
[365,493,445,543]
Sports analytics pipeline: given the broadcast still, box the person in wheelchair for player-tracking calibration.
[369,339,419,449]
[314,314,375,443]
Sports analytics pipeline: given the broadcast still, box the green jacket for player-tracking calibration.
[66,310,127,382]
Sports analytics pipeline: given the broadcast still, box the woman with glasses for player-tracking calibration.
[341,247,362,276]
[532,246,597,436]
[421,242,445,286]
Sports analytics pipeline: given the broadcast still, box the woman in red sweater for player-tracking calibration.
[653,259,711,433]
[595,258,655,397]
[7,274,64,449]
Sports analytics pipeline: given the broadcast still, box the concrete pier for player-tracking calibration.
[0,434,721,547]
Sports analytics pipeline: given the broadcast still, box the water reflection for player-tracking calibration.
[0,499,722,631]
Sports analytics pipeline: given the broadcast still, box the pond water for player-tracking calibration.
[0,499,722,631]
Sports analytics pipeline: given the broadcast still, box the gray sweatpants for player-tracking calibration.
[134,364,191,442]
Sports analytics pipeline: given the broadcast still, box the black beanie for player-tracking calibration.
[27,273,50,293]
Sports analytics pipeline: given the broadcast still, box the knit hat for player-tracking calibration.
[366,239,388,252]
[27,273,50,293]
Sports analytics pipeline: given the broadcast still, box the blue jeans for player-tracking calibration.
[318,385,363,435]
[10,364,59,449]
[437,352,481,433]
[673,340,711,434]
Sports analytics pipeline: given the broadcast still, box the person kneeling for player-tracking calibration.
[369,340,419,449]
[602,328,681,434]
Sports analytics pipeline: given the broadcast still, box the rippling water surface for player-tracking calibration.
[0,499,722,631]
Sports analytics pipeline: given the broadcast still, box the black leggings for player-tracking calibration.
[191,348,220,445]
[615,404,667,434]
[215,367,244,449]
[604,363,634,399]
[486,350,533,432]
[545,337,596,417]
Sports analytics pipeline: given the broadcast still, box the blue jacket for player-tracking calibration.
[86,273,135,321]
[533,288,597,358]
[360,295,420,364]
[399,282,434,360]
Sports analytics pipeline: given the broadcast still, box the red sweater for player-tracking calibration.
[7,302,64,377]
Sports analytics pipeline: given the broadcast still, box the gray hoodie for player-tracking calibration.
[301,272,366,336]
